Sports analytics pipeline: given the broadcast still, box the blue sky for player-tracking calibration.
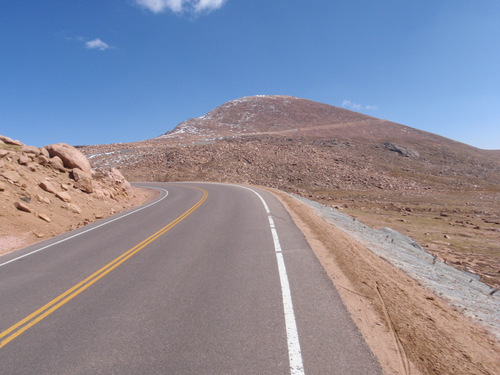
[1,0,499,149]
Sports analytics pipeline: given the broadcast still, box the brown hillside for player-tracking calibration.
[80,95,500,289]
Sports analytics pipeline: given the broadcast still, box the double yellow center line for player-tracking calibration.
[0,187,208,349]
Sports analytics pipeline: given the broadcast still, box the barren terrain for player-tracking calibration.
[272,188,500,375]
[3,95,499,374]
[82,133,500,288]
[79,95,500,374]
[0,136,153,256]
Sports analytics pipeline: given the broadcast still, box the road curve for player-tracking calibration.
[0,182,382,374]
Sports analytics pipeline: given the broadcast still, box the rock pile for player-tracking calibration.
[0,134,147,255]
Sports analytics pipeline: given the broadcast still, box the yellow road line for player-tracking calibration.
[0,187,208,349]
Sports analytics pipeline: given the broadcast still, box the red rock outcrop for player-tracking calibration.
[44,143,92,175]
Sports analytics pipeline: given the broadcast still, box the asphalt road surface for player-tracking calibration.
[0,182,382,374]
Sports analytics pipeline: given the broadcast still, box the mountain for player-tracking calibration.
[157,95,372,140]
[155,95,498,164]
[80,95,500,287]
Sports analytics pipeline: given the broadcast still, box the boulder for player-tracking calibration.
[0,135,23,146]
[71,168,93,193]
[37,154,49,166]
[21,145,40,156]
[74,178,93,194]
[39,180,58,194]
[382,142,420,158]
[49,156,66,172]
[0,150,9,158]
[109,168,132,191]
[18,154,30,165]
[39,147,50,158]
[71,168,91,181]
[45,143,92,175]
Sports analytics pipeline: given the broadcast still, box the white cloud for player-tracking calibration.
[85,38,110,51]
[135,0,183,13]
[134,0,226,14]
[342,100,377,111]
[193,0,226,13]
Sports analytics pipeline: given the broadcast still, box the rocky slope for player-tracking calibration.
[0,135,151,255]
[80,95,500,287]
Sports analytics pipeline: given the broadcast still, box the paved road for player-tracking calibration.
[0,183,382,374]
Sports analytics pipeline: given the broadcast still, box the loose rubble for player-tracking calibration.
[0,134,151,255]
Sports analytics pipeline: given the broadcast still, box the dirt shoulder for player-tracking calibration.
[0,186,156,257]
[267,187,500,375]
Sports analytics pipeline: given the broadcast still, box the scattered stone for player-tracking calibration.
[72,167,93,193]
[18,154,30,165]
[65,203,82,214]
[39,180,58,194]
[56,191,72,202]
[1,170,21,183]
[0,149,9,158]
[36,194,51,204]
[444,234,451,239]
[94,188,110,199]
[15,201,31,213]
[107,168,132,191]
[0,182,6,191]
[37,154,50,166]
[71,168,90,181]
[38,213,51,223]
[74,178,93,194]
[382,142,420,158]
[45,143,92,175]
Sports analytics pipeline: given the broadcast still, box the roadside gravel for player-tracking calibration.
[294,195,500,340]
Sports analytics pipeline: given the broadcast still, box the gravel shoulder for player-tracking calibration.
[294,195,500,340]
[268,187,500,375]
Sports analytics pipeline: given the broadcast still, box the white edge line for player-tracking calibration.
[0,187,169,268]
[237,185,305,375]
